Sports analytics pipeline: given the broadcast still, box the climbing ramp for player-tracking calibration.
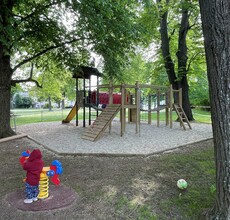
[173,104,192,130]
[62,103,80,123]
[82,104,121,141]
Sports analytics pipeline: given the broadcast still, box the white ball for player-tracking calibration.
[177,179,188,189]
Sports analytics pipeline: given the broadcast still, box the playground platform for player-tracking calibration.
[17,121,213,156]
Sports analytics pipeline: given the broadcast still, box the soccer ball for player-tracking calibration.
[177,179,188,189]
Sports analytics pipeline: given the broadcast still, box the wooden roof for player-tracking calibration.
[73,66,103,79]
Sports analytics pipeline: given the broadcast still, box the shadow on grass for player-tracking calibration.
[0,138,215,220]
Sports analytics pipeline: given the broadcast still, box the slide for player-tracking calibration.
[62,103,80,123]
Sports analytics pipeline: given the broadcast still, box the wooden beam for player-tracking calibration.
[148,95,151,125]
[170,85,173,128]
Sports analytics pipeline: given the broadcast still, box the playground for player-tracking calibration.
[1,67,213,219]
[60,67,193,143]
[1,94,214,219]
[1,68,213,219]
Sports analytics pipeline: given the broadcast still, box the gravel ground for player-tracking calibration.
[17,120,213,156]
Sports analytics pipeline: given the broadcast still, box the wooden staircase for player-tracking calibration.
[173,104,192,130]
[82,104,121,141]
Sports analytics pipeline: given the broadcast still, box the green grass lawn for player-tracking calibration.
[140,108,211,123]
[11,107,211,126]
[11,108,78,126]
[158,145,215,218]
[192,108,212,123]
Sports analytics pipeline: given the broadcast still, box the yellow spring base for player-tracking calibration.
[38,168,49,199]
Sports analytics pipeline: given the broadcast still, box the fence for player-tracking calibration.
[10,108,74,126]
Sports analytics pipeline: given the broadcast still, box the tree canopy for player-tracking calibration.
[0,0,151,137]
[7,0,147,76]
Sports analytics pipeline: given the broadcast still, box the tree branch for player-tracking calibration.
[188,15,199,30]
[12,0,60,24]
[168,28,175,42]
[186,52,201,72]
[12,38,82,72]
[11,63,42,88]
[12,78,43,88]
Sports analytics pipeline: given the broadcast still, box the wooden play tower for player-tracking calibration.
[62,66,103,127]
[82,81,191,141]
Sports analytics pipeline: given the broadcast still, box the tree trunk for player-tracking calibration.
[61,99,65,109]
[48,95,52,111]
[0,2,16,138]
[176,4,194,120]
[157,0,194,120]
[181,75,193,120]
[157,0,178,90]
[0,44,15,138]
[199,0,230,219]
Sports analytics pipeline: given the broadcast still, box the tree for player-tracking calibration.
[199,0,230,219]
[29,59,73,111]
[0,0,145,138]
[155,0,203,120]
[14,94,23,108]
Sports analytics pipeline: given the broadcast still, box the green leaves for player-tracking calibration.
[1,0,154,83]
[72,0,147,78]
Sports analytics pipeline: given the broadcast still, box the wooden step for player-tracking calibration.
[82,135,96,141]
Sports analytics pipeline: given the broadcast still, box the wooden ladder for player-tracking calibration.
[82,104,121,141]
[173,104,192,130]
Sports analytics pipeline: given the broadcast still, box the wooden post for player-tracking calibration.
[166,107,169,126]
[96,75,99,117]
[165,90,169,126]
[157,89,160,127]
[83,78,86,127]
[76,78,79,126]
[179,88,182,106]
[135,81,140,135]
[89,77,91,125]
[148,94,151,125]
[128,92,132,123]
[109,81,113,104]
[170,85,173,128]
[109,81,113,133]
[121,83,125,136]
[124,85,127,131]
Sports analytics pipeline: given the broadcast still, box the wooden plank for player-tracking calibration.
[102,110,116,114]
[82,132,98,138]
[84,131,100,136]
[82,136,95,141]
[139,84,169,90]
[98,116,117,121]
[92,121,107,125]
[99,115,115,120]
[104,108,119,112]
[85,127,102,132]
[91,123,106,128]
[95,122,110,127]
[123,104,137,109]
[96,118,112,123]
[105,106,120,109]
[0,133,27,143]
